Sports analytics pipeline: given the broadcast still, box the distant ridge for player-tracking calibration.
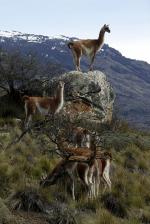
[0,30,150,130]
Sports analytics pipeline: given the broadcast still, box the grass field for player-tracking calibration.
[0,113,150,224]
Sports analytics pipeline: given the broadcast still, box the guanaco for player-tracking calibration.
[40,148,112,200]
[68,24,110,71]
[23,81,64,128]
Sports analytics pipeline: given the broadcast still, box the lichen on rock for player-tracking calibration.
[49,70,115,128]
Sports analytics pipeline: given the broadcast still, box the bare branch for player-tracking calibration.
[66,94,104,111]
[78,87,101,96]
[5,120,46,150]
[0,85,9,94]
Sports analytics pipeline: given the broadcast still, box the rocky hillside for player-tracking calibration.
[0,30,150,129]
[0,68,150,224]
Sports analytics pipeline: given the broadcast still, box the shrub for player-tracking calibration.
[77,198,98,213]
[8,187,47,213]
[101,193,128,218]
[47,202,77,224]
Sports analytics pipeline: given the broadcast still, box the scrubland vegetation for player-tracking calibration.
[0,49,150,223]
[0,112,149,224]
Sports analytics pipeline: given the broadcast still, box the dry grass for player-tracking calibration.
[0,118,150,223]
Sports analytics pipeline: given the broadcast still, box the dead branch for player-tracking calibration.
[4,111,105,165]
[66,94,104,111]
[0,85,9,94]
[4,120,47,150]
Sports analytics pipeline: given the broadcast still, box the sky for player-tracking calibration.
[0,0,150,63]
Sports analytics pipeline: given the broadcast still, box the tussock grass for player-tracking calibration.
[0,118,150,223]
[0,198,16,224]
[76,198,98,213]
[95,208,120,224]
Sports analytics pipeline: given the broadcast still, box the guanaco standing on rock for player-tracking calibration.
[68,24,110,71]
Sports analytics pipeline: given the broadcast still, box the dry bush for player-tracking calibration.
[101,193,127,218]
[8,187,48,213]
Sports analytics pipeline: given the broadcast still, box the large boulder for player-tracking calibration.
[49,70,115,129]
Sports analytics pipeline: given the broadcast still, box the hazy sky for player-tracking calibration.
[0,0,150,63]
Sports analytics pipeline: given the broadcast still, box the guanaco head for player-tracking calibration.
[40,171,64,187]
[103,24,111,33]
[40,160,66,187]
[58,81,65,89]
[103,151,112,160]
[81,129,91,147]
[40,174,56,187]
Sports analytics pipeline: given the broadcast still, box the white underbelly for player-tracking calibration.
[82,45,93,56]
[36,103,49,115]
[103,160,110,176]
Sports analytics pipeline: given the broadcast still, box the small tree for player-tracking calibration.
[0,50,39,100]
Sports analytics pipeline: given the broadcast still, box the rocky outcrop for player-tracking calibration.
[49,70,115,128]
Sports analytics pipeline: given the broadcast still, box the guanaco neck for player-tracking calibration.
[88,141,96,166]
[55,85,64,105]
[97,28,105,47]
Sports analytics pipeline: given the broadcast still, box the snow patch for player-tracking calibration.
[0,30,74,43]
[49,35,70,41]
[0,30,22,37]
[51,46,56,50]
[60,41,65,46]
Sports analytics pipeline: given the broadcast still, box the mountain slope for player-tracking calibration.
[0,30,150,129]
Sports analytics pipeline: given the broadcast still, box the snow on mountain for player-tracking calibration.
[0,30,150,129]
[0,30,71,43]
[0,30,22,37]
